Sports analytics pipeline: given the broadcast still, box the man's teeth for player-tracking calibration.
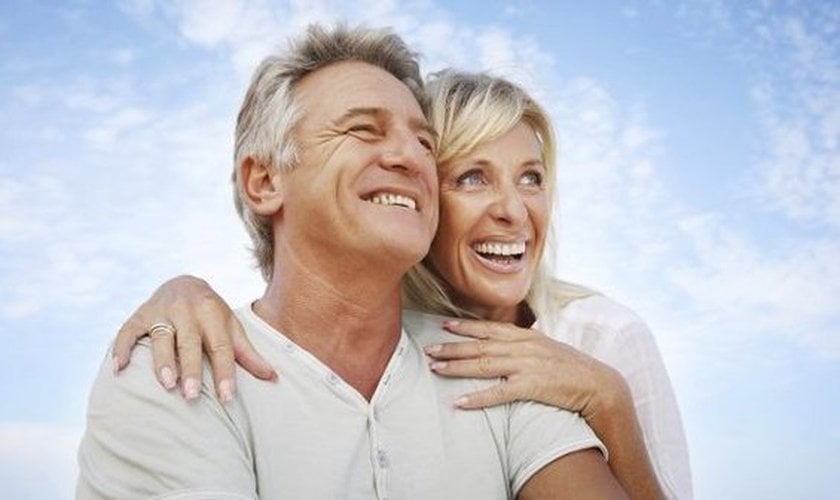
[367,193,417,210]
[473,241,526,256]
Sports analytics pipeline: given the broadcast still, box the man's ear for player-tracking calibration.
[240,156,284,216]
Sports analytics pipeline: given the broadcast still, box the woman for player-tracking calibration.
[114,69,691,499]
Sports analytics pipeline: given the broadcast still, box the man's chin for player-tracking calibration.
[368,240,429,271]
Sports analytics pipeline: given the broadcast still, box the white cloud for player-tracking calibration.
[6,0,833,364]
[749,113,840,226]
[176,0,244,46]
[621,6,639,19]
[3,3,837,498]
[477,27,517,71]
[110,48,136,65]
[0,422,80,500]
[659,2,840,229]
[0,187,136,320]
[117,0,157,19]
[0,174,68,244]
[173,0,290,76]
[0,73,241,322]
[746,12,840,229]
[669,214,840,357]
[83,106,154,149]
[11,84,47,106]
[12,77,129,114]
[544,66,839,364]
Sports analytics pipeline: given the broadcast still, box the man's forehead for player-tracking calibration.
[298,62,417,104]
[294,62,428,128]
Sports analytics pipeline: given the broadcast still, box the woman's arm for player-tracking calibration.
[595,320,693,500]
[112,275,277,401]
[424,319,665,500]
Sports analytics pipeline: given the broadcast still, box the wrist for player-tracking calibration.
[582,364,633,423]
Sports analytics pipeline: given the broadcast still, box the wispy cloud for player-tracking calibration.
[541,2,840,363]
[0,422,80,500]
[1,2,837,498]
[671,214,840,357]
[746,13,840,229]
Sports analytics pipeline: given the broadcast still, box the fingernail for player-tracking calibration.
[183,378,200,400]
[111,356,121,375]
[218,379,235,403]
[429,361,447,371]
[424,344,442,354]
[443,320,460,328]
[453,396,468,408]
[160,367,176,389]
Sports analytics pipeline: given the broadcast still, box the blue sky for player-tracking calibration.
[1,1,838,498]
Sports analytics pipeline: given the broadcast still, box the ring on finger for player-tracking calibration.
[148,322,177,339]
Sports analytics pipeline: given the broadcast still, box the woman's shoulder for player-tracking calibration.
[536,279,657,354]
[540,279,645,329]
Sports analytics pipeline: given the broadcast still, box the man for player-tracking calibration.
[77,24,625,499]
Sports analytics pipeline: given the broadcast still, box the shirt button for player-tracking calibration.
[326,373,339,385]
[377,449,389,468]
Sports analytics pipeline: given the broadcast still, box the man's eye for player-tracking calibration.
[456,170,486,187]
[418,136,434,152]
[347,124,379,135]
[520,171,543,187]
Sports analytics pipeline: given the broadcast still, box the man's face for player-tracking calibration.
[278,61,439,271]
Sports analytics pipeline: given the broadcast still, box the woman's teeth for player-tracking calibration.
[473,241,526,257]
[473,242,526,263]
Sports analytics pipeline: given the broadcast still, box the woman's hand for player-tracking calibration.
[424,319,629,420]
[112,275,277,402]
[425,318,665,499]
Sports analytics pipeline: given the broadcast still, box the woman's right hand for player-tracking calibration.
[111,275,277,402]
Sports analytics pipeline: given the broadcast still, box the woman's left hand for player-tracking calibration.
[424,319,627,418]
[428,319,666,500]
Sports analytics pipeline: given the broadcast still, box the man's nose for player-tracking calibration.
[379,131,433,177]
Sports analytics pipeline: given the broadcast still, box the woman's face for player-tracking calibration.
[428,121,549,323]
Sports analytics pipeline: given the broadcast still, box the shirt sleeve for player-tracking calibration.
[76,340,257,500]
[590,315,693,500]
[506,401,607,496]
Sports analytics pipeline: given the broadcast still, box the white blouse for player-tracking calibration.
[534,288,693,499]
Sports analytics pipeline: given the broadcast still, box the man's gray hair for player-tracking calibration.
[233,24,426,281]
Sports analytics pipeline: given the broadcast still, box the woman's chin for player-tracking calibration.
[458,286,529,322]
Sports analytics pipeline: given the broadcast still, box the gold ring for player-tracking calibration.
[148,322,176,338]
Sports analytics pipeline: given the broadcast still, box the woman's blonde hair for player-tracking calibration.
[402,69,592,319]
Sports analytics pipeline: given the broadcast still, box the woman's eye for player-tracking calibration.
[520,170,543,187]
[456,170,486,187]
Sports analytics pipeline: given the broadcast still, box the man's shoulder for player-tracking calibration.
[231,304,294,362]
[78,339,256,497]
[401,309,464,344]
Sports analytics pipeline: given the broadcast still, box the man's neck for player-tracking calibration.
[254,258,405,401]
